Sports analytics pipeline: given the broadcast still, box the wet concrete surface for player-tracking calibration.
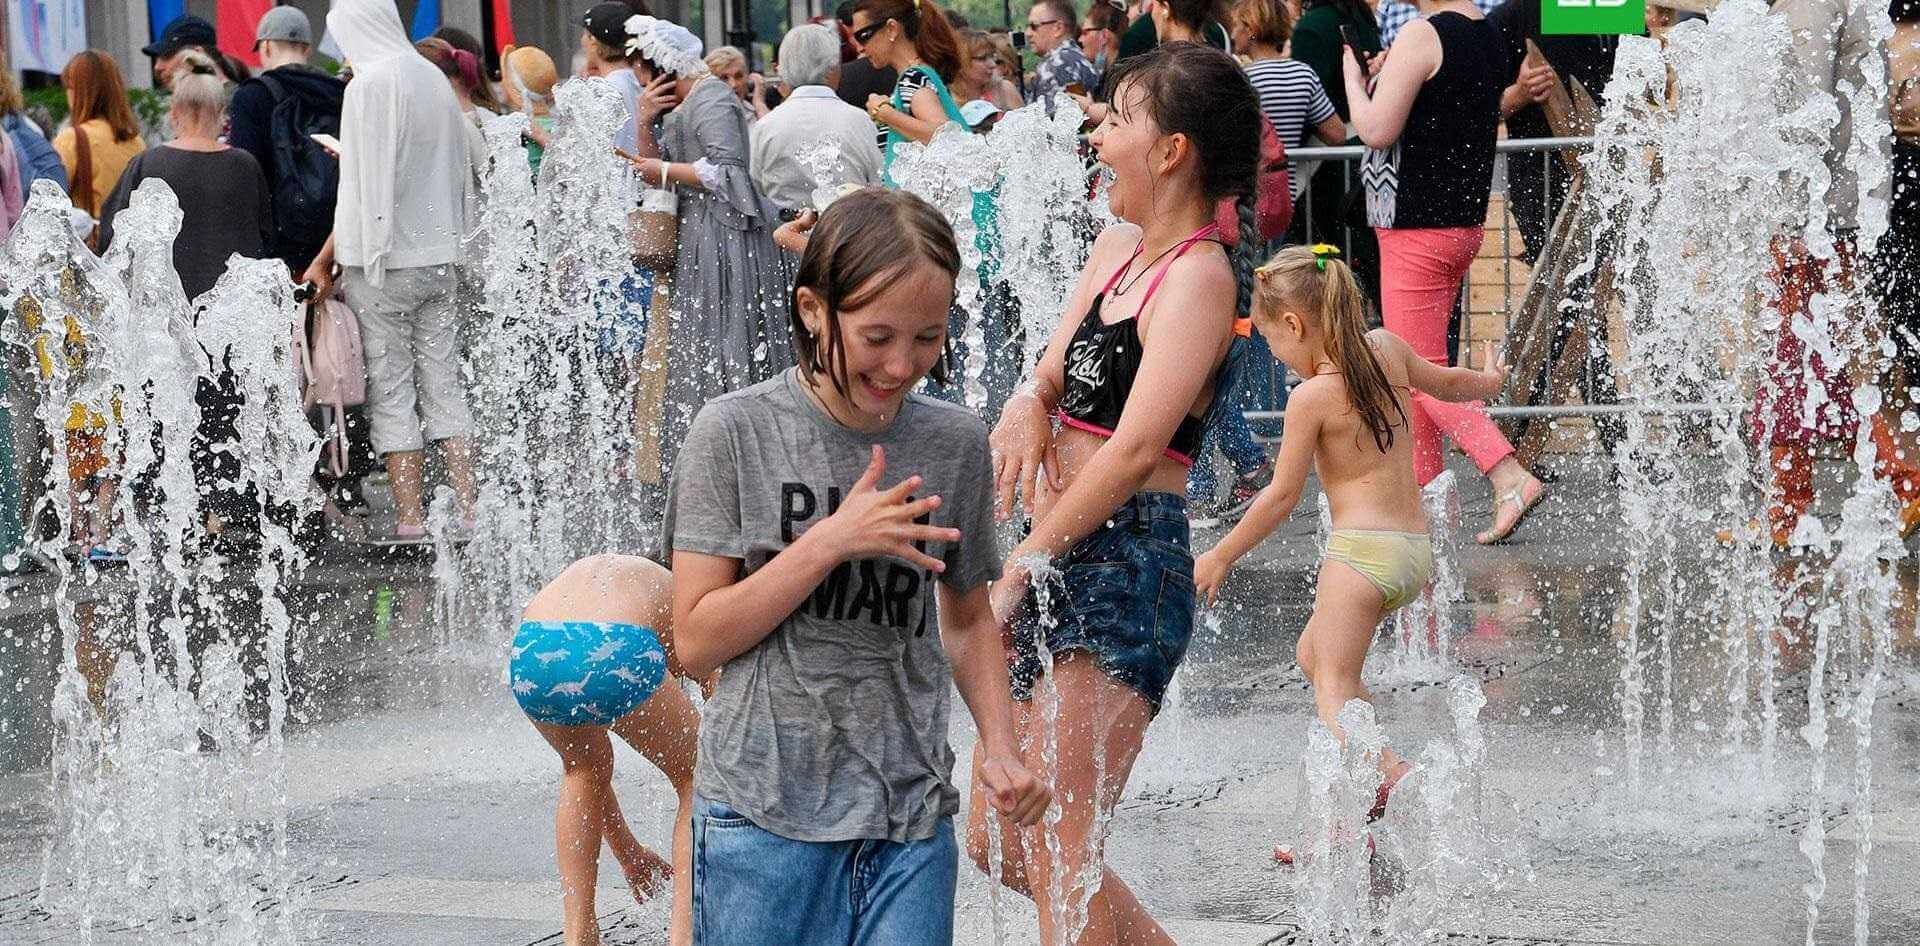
[0,454,1916,944]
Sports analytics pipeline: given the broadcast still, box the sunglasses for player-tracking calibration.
[1027,16,1061,28]
[851,19,889,45]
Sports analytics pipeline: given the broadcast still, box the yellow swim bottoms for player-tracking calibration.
[1324,529,1435,613]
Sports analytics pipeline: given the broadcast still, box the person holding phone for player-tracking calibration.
[1346,0,1545,544]
[620,16,797,492]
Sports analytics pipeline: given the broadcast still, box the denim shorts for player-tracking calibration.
[1008,491,1196,713]
[692,795,957,945]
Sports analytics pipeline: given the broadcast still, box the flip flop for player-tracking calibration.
[1476,478,1544,545]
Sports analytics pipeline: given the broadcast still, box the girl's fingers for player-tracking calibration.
[893,547,947,573]
[899,494,943,519]
[852,445,886,492]
[1044,443,1066,491]
[903,524,962,545]
[880,474,926,503]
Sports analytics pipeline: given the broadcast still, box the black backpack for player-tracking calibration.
[255,73,342,261]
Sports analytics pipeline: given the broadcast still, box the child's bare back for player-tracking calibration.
[1296,329,1430,534]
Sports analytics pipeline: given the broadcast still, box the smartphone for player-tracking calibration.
[309,132,342,155]
[1338,25,1372,68]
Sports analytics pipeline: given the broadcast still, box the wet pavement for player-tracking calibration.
[0,453,1917,945]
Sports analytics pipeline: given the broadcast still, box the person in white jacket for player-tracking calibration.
[303,0,477,540]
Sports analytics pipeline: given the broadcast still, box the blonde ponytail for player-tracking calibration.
[1253,244,1405,451]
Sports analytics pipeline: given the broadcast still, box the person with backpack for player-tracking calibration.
[228,6,344,277]
[304,0,478,543]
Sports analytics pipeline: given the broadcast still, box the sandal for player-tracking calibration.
[1476,478,1544,545]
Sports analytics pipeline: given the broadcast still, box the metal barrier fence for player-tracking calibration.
[1237,135,1735,426]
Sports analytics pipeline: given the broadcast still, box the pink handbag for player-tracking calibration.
[296,297,366,477]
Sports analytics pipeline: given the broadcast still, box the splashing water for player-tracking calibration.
[891,101,1097,408]
[1583,4,1900,941]
[457,77,655,641]
[5,178,318,943]
[1293,699,1388,943]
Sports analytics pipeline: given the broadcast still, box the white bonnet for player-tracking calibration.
[625,15,709,78]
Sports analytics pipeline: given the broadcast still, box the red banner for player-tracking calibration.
[491,0,516,52]
[216,0,275,68]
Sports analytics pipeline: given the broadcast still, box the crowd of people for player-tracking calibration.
[3,0,1919,943]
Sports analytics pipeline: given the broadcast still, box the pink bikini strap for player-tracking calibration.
[1135,222,1224,319]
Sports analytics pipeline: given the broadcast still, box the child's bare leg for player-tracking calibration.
[93,476,119,544]
[1298,563,1408,779]
[533,721,616,946]
[598,786,671,897]
[611,680,699,946]
[526,554,687,945]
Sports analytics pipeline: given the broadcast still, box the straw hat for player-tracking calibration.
[501,44,559,114]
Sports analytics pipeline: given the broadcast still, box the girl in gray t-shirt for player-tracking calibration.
[665,188,1049,944]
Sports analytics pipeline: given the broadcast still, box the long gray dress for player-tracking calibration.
[659,77,795,476]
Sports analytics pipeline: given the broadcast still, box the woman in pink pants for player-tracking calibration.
[1343,0,1544,542]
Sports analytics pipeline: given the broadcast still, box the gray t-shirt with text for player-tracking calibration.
[665,369,1001,843]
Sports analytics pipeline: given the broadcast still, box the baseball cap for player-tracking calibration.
[142,14,216,59]
[254,6,313,49]
[582,2,635,49]
[960,98,1003,128]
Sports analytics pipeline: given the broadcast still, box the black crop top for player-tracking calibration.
[1056,225,1224,466]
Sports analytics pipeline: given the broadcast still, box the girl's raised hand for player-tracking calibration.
[1477,339,1508,393]
[990,392,1064,520]
[814,445,959,573]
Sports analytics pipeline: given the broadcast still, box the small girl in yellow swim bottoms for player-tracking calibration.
[1192,244,1506,851]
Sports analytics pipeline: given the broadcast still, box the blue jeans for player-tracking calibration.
[1189,330,1283,502]
[692,796,958,946]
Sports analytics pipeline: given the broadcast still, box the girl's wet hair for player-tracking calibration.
[1254,245,1406,452]
[1101,41,1261,314]
[791,187,961,397]
[852,0,966,82]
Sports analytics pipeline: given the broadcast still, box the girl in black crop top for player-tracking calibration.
[962,43,1262,942]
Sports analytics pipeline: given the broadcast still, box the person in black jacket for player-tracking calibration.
[226,6,345,276]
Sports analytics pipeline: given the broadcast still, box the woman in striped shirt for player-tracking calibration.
[1233,0,1345,200]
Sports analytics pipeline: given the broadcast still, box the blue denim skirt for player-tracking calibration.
[1009,491,1196,713]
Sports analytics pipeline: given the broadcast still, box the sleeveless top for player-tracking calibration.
[879,65,1000,277]
[1056,224,1224,467]
[1361,12,1502,230]
[879,64,965,185]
